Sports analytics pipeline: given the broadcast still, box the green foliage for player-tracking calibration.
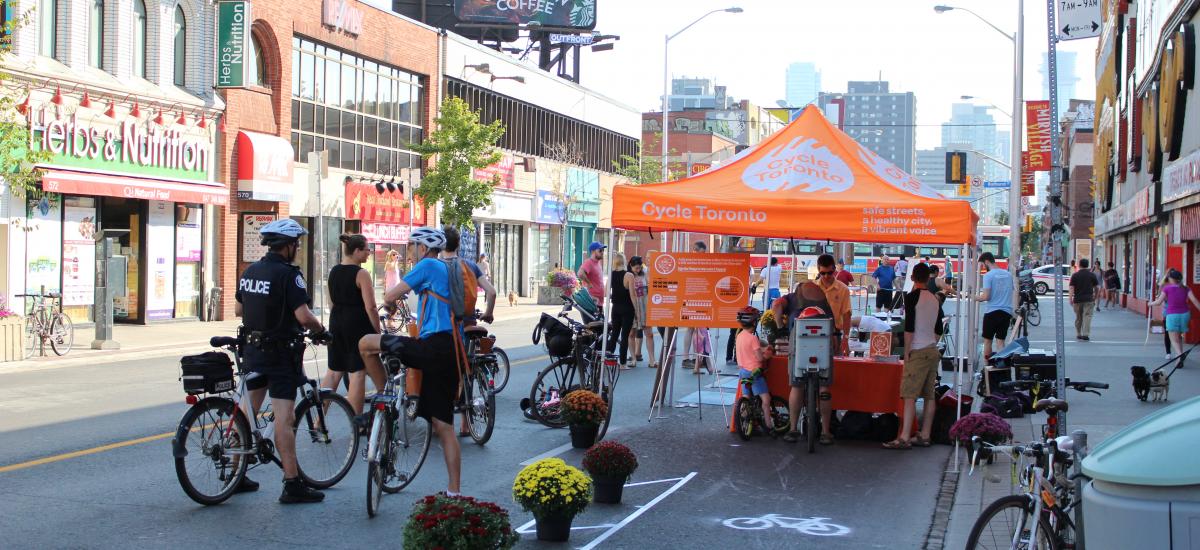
[993,210,1009,226]
[611,136,683,184]
[0,8,53,197]
[411,97,505,228]
[402,494,519,550]
[1022,215,1043,256]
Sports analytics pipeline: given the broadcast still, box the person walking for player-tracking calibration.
[975,252,1013,360]
[323,234,382,418]
[1092,262,1107,310]
[606,253,636,369]
[1068,258,1101,341]
[1103,262,1121,309]
[895,255,909,289]
[384,249,401,293]
[884,262,943,449]
[1149,269,1200,365]
[629,256,659,369]
[478,252,492,281]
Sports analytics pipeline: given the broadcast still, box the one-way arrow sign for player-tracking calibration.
[1057,0,1101,41]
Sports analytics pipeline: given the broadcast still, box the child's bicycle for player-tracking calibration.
[734,369,790,440]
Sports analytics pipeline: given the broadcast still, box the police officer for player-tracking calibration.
[234,218,329,504]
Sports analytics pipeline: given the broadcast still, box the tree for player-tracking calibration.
[0,9,53,197]
[993,210,1009,226]
[411,97,505,228]
[1022,215,1043,256]
[544,141,585,269]
[611,137,684,184]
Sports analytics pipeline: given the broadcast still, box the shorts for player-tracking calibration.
[901,346,939,400]
[381,331,459,425]
[982,310,1012,340]
[876,289,894,310]
[739,369,769,396]
[767,288,781,304]
[1166,312,1191,333]
[242,344,306,400]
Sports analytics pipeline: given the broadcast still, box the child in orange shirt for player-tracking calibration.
[736,307,775,431]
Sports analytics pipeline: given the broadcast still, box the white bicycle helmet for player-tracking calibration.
[409,227,446,250]
[259,218,308,246]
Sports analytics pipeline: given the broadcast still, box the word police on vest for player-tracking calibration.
[239,279,271,295]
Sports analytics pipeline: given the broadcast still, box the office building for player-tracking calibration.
[785,62,821,107]
[666,77,733,111]
[817,81,917,172]
[1041,51,1080,121]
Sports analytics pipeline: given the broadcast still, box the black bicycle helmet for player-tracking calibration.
[736,306,761,326]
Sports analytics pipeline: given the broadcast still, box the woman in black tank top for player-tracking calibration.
[322,234,381,416]
[606,253,637,368]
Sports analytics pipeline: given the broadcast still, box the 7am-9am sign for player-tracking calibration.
[646,252,751,329]
[216,1,251,88]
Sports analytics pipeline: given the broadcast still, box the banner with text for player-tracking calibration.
[1026,101,1051,171]
[1021,151,1036,196]
[646,252,751,329]
[215,1,251,88]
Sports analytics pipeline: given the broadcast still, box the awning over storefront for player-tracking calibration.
[41,169,228,206]
[236,130,294,202]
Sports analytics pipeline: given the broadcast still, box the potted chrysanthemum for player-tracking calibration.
[402,494,518,550]
[582,441,638,504]
[512,458,592,542]
[949,412,1013,463]
[561,389,609,448]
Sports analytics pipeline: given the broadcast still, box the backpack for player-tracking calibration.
[440,257,479,320]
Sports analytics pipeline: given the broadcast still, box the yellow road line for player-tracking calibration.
[0,431,175,474]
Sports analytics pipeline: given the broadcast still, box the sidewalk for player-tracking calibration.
[935,298,1200,548]
[0,296,560,374]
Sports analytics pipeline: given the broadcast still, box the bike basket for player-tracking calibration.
[180,352,235,394]
[478,335,496,354]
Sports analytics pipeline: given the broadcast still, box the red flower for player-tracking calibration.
[423,520,436,529]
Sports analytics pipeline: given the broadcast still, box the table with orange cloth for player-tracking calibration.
[729,355,906,433]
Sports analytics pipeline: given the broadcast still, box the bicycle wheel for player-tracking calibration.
[769,396,791,436]
[1026,307,1041,327]
[383,397,431,494]
[528,360,577,428]
[734,397,754,441]
[595,366,617,441]
[467,370,495,445]
[366,410,390,518]
[490,347,511,393]
[173,397,250,506]
[966,495,1058,550]
[805,377,819,454]
[22,316,37,359]
[49,314,73,356]
[293,391,358,489]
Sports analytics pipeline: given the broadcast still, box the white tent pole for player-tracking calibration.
[953,245,967,472]
[601,228,614,379]
[764,239,774,311]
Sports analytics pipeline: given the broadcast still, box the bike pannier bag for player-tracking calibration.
[534,313,574,357]
[180,352,235,394]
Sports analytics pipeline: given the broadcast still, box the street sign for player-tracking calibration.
[956,183,970,197]
[983,181,1011,189]
[969,175,982,188]
[1057,0,1101,41]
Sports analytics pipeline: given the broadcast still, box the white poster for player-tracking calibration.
[176,265,197,302]
[62,202,97,306]
[176,206,202,262]
[242,214,277,262]
[146,200,176,320]
[25,195,62,295]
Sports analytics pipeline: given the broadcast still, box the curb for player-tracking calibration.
[924,447,962,550]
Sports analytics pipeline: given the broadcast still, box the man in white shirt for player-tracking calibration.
[757,257,783,307]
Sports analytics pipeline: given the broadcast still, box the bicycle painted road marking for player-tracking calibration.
[722,514,850,536]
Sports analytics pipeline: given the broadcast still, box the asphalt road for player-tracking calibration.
[0,312,951,549]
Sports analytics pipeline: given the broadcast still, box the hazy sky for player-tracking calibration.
[576,0,1099,149]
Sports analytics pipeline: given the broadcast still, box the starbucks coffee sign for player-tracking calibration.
[28,106,213,182]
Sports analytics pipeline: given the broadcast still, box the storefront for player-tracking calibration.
[473,187,532,297]
[18,99,223,324]
[1096,183,1159,313]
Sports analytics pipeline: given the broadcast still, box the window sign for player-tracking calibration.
[146,200,176,320]
[62,200,97,306]
[25,195,62,295]
[216,1,251,88]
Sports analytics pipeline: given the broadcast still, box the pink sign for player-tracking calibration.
[363,223,410,244]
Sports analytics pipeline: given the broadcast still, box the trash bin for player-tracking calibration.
[1081,395,1200,550]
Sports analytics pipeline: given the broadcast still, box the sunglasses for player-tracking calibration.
[818,269,836,277]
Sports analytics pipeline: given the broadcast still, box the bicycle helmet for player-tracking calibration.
[797,306,828,319]
[259,218,308,246]
[736,306,761,326]
[409,227,446,250]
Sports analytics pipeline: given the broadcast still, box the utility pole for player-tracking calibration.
[1044,0,1068,431]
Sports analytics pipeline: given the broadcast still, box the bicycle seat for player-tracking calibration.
[463,326,490,339]
[585,321,605,333]
[1033,398,1068,414]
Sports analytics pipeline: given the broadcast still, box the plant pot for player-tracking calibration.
[0,316,23,362]
[569,423,599,449]
[535,513,574,542]
[592,475,626,504]
[537,285,567,305]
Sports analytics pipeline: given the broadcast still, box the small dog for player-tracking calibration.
[1131,366,1151,401]
[508,291,518,307]
[1149,370,1170,402]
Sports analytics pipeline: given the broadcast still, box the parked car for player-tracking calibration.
[1020,265,1072,295]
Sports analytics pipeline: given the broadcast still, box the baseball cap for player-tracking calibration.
[588,241,607,253]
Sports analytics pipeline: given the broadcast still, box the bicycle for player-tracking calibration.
[965,379,1109,550]
[19,290,73,358]
[457,322,498,446]
[527,298,619,439]
[733,368,789,440]
[468,309,510,393]
[171,332,359,506]
[365,332,432,518]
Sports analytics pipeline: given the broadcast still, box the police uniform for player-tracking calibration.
[236,252,311,400]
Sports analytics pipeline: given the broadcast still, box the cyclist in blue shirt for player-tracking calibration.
[359,227,462,496]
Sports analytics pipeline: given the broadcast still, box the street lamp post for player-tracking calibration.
[662,7,743,184]
[936,3,1024,278]
[961,95,1012,119]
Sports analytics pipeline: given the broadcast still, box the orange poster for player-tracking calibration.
[646,252,751,328]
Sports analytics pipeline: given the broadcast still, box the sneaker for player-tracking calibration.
[782,430,801,443]
[1080,336,1090,341]
[681,359,695,368]
[234,476,259,494]
[279,478,325,504]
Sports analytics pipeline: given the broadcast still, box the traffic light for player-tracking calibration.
[1024,214,1033,233]
[946,151,967,184]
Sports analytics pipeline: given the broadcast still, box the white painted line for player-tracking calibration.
[622,477,684,488]
[520,442,574,466]
[514,521,615,534]
[577,471,698,550]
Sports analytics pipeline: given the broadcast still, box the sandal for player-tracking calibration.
[911,436,932,447]
[819,433,835,445]
[650,363,660,369]
[882,439,912,450]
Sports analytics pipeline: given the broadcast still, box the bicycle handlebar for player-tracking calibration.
[210,336,239,348]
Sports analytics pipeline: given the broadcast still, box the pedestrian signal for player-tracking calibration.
[946,152,967,184]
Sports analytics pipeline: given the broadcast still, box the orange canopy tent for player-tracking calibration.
[612,105,979,245]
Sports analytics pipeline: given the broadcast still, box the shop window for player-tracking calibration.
[133,0,146,77]
[173,5,186,86]
[38,0,56,58]
[248,34,267,87]
[89,0,104,69]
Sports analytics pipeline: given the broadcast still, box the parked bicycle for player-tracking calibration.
[457,321,498,446]
[19,290,73,358]
[468,309,510,393]
[527,297,619,440]
[965,379,1109,550]
[733,368,789,440]
[171,332,359,505]
[365,328,432,517]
